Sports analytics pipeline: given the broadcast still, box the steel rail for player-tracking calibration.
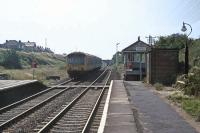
[0,79,72,113]
[57,78,73,85]
[38,68,108,133]
[82,70,111,133]
[0,80,78,131]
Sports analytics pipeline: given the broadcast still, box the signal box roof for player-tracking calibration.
[122,37,151,53]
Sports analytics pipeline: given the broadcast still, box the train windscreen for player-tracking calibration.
[67,55,84,65]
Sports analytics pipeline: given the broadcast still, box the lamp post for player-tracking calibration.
[116,43,120,67]
[181,22,192,75]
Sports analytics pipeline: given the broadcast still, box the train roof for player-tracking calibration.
[67,52,101,59]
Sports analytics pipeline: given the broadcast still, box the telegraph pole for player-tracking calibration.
[45,38,47,48]
[145,35,156,46]
[116,43,119,67]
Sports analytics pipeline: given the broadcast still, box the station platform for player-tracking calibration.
[124,81,199,133]
[0,80,38,91]
[0,80,46,108]
[98,80,137,133]
[98,80,199,133]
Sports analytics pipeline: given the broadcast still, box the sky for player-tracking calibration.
[0,0,200,59]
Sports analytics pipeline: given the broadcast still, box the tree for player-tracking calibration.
[154,33,190,49]
[111,52,123,65]
[2,49,22,69]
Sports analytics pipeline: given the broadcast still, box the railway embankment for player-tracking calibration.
[0,49,68,86]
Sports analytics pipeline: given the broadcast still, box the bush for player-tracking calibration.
[175,67,200,97]
[185,67,200,96]
[182,97,200,121]
[1,50,22,69]
[168,91,200,121]
[154,83,164,91]
[168,91,190,103]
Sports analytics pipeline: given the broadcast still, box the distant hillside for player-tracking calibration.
[0,48,66,68]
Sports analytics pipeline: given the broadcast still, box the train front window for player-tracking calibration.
[68,55,84,64]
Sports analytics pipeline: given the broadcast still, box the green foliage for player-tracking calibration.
[168,91,190,103]
[175,67,200,96]
[182,99,200,118]
[58,63,66,70]
[177,38,200,68]
[185,67,200,96]
[0,48,66,68]
[188,39,200,67]
[1,49,22,69]
[111,52,123,65]
[154,83,164,91]
[155,33,188,49]
[168,91,200,120]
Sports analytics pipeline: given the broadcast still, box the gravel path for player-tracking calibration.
[124,81,199,133]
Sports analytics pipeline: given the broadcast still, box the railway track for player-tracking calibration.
[0,79,73,113]
[0,79,78,131]
[87,88,108,133]
[0,69,110,132]
[38,69,111,133]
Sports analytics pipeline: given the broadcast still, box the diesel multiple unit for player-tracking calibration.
[66,52,102,78]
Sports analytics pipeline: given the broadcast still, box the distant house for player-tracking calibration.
[0,44,3,48]
[1,40,53,53]
[23,41,36,51]
[3,40,25,50]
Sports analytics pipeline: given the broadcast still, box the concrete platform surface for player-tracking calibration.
[103,80,137,133]
[0,80,37,91]
[0,80,46,108]
[124,81,198,133]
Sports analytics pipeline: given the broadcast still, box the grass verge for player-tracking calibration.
[0,64,68,86]
[168,91,200,120]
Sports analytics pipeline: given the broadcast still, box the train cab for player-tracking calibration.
[66,52,102,78]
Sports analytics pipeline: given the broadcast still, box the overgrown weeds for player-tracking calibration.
[154,83,164,91]
[175,67,200,97]
[168,91,200,121]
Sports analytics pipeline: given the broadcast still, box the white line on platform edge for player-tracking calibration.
[97,80,113,133]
